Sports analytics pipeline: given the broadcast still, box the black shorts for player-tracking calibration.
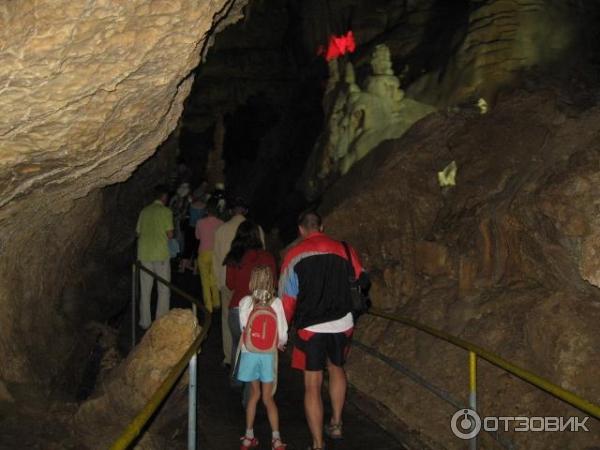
[291,328,353,371]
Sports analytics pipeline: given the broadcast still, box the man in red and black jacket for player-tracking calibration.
[278,211,365,450]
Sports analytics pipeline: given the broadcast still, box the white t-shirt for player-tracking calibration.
[238,295,288,351]
[304,312,354,333]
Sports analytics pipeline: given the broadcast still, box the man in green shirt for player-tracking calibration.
[136,185,174,329]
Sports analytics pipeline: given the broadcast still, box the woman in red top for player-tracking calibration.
[224,220,277,380]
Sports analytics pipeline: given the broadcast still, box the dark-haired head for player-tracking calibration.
[154,184,169,204]
[298,210,323,237]
[223,220,263,266]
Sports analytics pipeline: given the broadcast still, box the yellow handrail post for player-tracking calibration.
[469,351,477,450]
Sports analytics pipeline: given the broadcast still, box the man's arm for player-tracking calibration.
[278,241,306,324]
[274,298,289,349]
[159,208,175,239]
[278,265,298,324]
[165,209,174,240]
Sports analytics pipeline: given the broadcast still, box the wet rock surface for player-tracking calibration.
[74,308,199,449]
[322,85,600,449]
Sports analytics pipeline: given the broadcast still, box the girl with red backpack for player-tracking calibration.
[236,265,288,450]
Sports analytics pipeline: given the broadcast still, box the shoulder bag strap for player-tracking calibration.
[341,241,356,278]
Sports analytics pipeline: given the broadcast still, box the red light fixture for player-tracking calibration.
[317,30,356,61]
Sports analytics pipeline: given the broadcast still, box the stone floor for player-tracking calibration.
[169,267,409,450]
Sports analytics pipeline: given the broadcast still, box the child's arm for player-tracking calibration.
[239,296,252,330]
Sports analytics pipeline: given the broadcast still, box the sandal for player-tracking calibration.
[325,421,343,439]
[240,436,259,449]
[272,438,287,450]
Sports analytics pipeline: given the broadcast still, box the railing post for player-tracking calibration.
[131,263,137,350]
[469,351,477,450]
[188,354,198,450]
[188,303,198,450]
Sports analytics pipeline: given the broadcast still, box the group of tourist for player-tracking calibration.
[135,184,366,450]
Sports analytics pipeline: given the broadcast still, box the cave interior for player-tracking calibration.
[2,0,600,449]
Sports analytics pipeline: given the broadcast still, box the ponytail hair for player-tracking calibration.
[249,265,275,305]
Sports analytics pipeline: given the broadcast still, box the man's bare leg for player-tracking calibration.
[327,359,347,431]
[304,369,324,448]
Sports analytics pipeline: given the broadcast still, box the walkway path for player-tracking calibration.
[170,268,408,450]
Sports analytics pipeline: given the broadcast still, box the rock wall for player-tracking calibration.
[0,0,238,385]
[74,309,198,449]
[322,85,600,449]
[259,0,598,201]
[406,0,582,105]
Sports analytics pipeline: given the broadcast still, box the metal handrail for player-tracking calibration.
[367,308,600,418]
[110,261,212,450]
[351,338,515,449]
[364,308,600,448]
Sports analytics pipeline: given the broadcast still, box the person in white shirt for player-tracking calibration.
[236,266,287,450]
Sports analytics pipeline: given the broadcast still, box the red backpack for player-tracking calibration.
[244,300,278,353]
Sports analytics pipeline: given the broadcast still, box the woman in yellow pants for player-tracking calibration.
[198,250,220,311]
[195,198,224,312]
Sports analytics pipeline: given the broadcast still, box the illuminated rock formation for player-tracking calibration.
[310,44,435,193]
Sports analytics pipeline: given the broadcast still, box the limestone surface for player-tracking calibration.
[322,86,600,449]
[0,380,13,404]
[0,0,233,385]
